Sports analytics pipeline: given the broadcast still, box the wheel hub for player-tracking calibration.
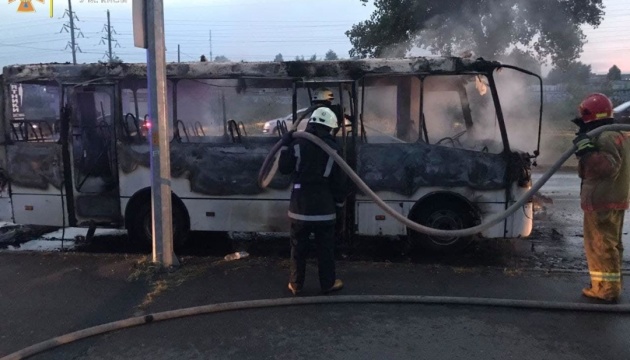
[427,209,463,246]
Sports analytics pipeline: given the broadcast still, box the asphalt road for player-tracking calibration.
[0,253,628,360]
[530,170,630,270]
[2,170,630,359]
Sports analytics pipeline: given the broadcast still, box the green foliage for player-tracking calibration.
[347,0,604,67]
[309,54,317,61]
[607,65,621,81]
[325,49,339,60]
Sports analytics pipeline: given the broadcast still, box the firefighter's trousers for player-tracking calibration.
[289,220,336,291]
[583,210,625,300]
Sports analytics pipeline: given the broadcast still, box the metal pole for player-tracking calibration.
[146,0,178,267]
[177,44,180,63]
[107,10,113,63]
[68,0,76,65]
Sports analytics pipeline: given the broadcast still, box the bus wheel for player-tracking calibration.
[126,197,190,252]
[407,199,475,254]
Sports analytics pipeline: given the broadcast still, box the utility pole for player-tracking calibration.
[99,10,121,62]
[178,44,180,63]
[146,0,178,267]
[68,0,76,64]
[60,0,83,64]
[106,10,112,62]
[209,30,212,62]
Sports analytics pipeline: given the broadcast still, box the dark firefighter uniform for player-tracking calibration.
[278,107,347,295]
[573,93,630,302]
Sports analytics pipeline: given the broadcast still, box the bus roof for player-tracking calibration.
[2,57,504,84]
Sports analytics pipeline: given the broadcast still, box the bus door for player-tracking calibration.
[4,82,66,226]
[65,84,122,226]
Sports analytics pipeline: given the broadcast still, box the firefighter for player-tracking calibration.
[309,87,351,244]
[278,107,347,295]
[311,87,335,108]
[310,87,353,135]
[572,93,630,303]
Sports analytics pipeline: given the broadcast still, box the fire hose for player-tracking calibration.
[4,124,630,360]
[2,295,630,360]
[258,124,630,237]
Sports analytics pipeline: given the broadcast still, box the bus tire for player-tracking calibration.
[407,197,476,254]
[126,194,190,252]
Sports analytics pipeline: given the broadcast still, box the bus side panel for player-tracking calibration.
[356,143,507,194]
[11,192,67,226]
[355,201,408,236]
[504,184,533,238]
[118,156,293,233]
[6,143,66,226]
[182,198,289,232]
[0,194,13,223]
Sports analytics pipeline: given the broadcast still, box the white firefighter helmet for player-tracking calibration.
[308,107,338,129]
[312,87,334,103]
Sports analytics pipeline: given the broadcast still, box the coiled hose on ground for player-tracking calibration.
[5,124,630,360]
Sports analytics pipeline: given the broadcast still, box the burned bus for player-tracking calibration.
[0,57,542,252]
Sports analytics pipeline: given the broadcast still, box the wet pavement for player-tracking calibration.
[1,252,629,360]
[529,170,630,271]
[2,169,630,359]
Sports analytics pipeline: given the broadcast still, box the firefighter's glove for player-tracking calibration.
[281,130,295,146]
[573,134,597,157]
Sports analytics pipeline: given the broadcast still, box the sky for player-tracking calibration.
[0,0,627,74]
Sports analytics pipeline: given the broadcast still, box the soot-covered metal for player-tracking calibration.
[358,143,507,196]
[7,143,63,190]
[117,142,292,195]
[2,57,502,83]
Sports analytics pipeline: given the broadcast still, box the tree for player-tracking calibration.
[501,48,541,75]
[607,65,621,81]
[309,54,317,61]
[545,61,592,85]
[274,53,284,62]
[347,0,604,68]
[200,55,208,62]
[295,55,305,61]
[214,55,230,62]
[325,49,339,61]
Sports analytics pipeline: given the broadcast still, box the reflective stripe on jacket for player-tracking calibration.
[579,130,630,212]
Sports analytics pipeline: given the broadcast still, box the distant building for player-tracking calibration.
[530,75,630,104]
[528,84,570,103]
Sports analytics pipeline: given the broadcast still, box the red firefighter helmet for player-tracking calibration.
[578,93,613,123]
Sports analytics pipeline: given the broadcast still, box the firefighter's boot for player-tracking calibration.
[322,279,344,294]
[288,283,302,296]
[582,280,621,303]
